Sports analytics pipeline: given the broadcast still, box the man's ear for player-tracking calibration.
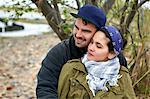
[108,52,116,59]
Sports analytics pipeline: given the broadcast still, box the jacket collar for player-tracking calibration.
[68,59,87,74]
[69,36,87,59]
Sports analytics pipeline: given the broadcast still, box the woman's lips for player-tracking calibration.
[88,52,94,56]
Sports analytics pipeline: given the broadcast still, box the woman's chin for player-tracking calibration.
[87,56,93,61]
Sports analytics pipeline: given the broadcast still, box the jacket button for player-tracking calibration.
[72,80,76,86]
[72,82,75,86]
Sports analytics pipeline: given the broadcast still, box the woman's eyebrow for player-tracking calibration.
[96,42,103,47]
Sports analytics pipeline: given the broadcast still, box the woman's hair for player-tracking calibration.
[99,28,114,52]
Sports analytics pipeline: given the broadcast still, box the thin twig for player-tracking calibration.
[120,0,129,25]
[133,69,150,87]
[59,2,78,10]
[137,10,142,39]
[137,0,150,9]
[138,48,150,59]
[75,0,80,9]
[127,29,137,56]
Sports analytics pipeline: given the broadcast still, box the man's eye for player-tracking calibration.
[90,40,93,44]
[75,25,79,30]
[83,30,91,33]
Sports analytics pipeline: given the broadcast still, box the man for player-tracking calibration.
[36,4,127,98]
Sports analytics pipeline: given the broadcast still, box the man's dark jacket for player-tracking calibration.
[36,36,127,99]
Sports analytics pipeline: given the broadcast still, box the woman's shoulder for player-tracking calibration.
[64,59,82,68]
[67,59,81,63]
[62,59,87,74]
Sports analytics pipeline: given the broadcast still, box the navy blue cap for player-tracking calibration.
[101,26,123,55]
[70,4,106,29]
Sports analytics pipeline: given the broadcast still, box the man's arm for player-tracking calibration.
[36,42,69,98]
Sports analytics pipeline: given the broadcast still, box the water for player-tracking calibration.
[0,10,45,20]
[0,22,51,37]
[0,10,51,37]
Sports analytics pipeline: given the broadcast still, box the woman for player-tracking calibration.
[58,26,136,99]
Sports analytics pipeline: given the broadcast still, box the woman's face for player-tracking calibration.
[87,31,111,61]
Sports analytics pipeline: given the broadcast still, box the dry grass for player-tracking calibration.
[123,10,150,98]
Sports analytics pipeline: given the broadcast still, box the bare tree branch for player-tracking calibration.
[131,42,145,81]
[59,2,78,10]
[52,0,59,12]
[85,0,92,5]
[137,0,150,9]
[137,10,142,39]
[52,0,62,23]
[91,0,100,6]
[103,0,116,15]
[75,0,81,9]
[122,0,148,35]
[31,0,67,40]
[127,28,137,56]
[128,26,138,73]
[133,69,150,87]
[85,0,99,6]
[126,0,138,29]
[120,0,129,25]
[119,0,129,36]
[31,0,149,40]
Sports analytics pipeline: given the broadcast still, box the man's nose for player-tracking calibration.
[75,30,82,38]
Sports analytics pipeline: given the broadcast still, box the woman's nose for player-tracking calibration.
[88,44,95,51]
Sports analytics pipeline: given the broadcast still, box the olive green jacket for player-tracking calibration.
[58,59,136,99]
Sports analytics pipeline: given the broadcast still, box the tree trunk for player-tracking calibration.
[31,0,149,40]
[31,0,68,40]
[85,0,99,6]
[103,0,116,15]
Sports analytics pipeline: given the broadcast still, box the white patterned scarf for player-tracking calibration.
[81,54,121,96]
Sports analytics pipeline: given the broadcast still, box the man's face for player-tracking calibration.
[72,18,97,48]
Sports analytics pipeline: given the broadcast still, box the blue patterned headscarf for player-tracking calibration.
[101,26,123,55]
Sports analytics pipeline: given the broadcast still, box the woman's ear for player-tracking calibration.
[108,52,116,59]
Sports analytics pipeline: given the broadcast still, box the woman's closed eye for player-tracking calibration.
[96,42,103,48]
